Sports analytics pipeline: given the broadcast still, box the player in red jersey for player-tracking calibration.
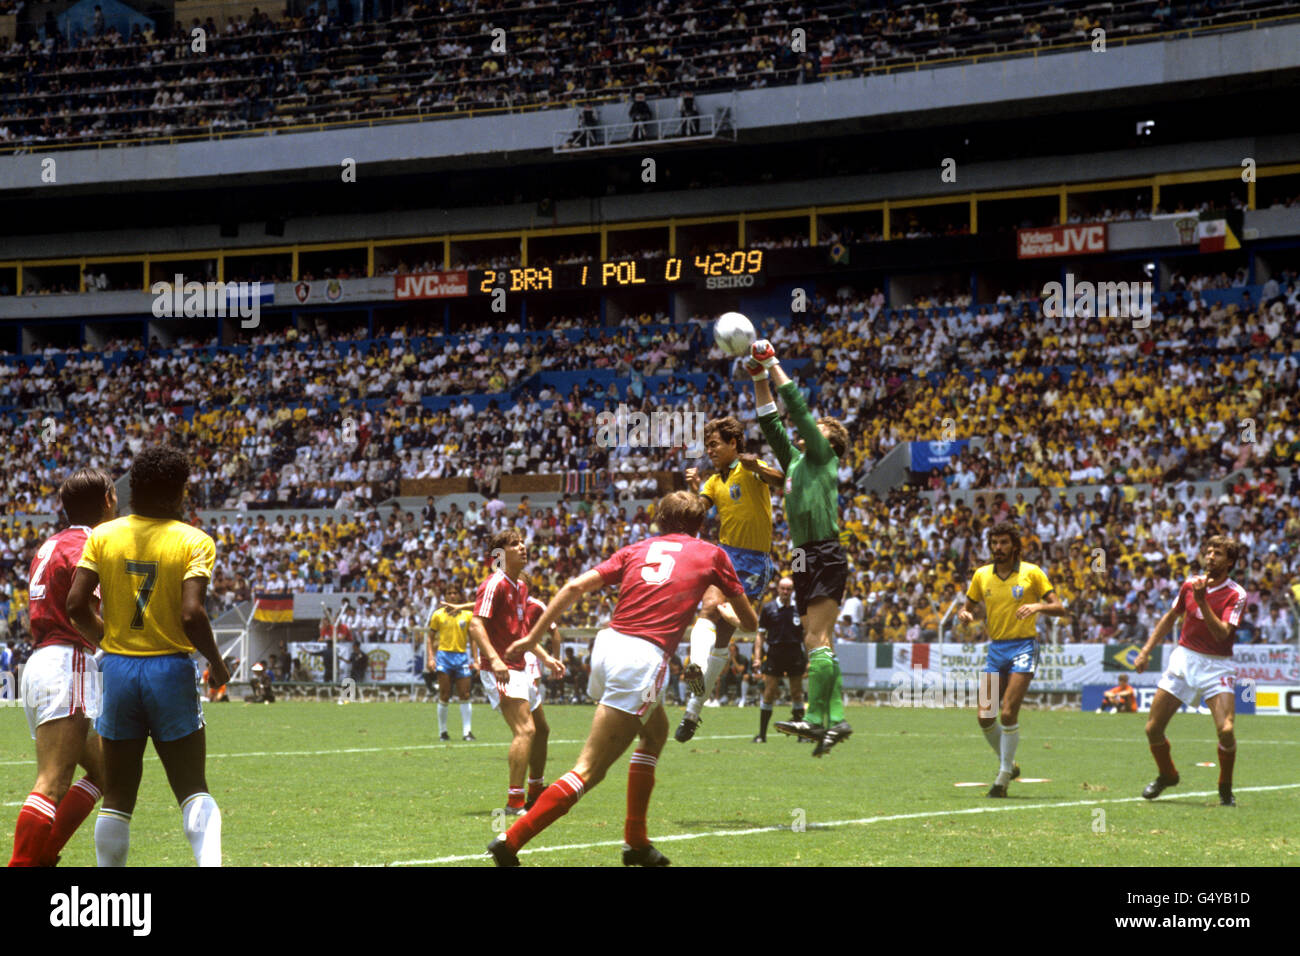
[470,530,564,816]
[1134,535,1248,806]
[8,469,114,866]
[519,577,564,810]
[485,491,757,867]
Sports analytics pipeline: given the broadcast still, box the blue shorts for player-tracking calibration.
[985,638,1038,676]
[721,544,775,602]
[436,650,473,680]
[95,653,205,742]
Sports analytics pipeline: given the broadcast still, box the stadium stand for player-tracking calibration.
[1,0,1296,150]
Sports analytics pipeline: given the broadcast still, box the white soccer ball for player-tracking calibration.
[713,311,756,356]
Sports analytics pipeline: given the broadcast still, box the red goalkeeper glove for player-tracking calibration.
[744,357,768,380]
[751,339,777,368]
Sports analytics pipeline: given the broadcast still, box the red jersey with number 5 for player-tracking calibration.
[594,533,746,654]
[29,526,100,652]
[1173,577,1246,658]
[474,569,529,671]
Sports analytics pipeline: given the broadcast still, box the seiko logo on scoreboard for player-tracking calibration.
[705,274,755,289]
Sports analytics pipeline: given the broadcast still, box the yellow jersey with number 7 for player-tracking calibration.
[77,515,216,656]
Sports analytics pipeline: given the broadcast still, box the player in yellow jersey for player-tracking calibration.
[675,416,783,743]
[67,445,229,866]
[957,522,1066,798]
[426,586,477,741]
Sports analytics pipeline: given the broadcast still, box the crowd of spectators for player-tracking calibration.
[1,268,1299,650]
[0,0,1278,150]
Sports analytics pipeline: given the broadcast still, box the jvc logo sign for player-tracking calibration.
[50,887,151,936]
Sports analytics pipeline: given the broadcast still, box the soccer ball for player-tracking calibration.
[713,312,756,356]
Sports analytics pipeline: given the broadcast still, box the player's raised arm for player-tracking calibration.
[506,568,606,659]
[747,346,796,473]
[737,453,785,492]
[1190,574,1236,643]
[66,566,104,646]
[751,339,836,466]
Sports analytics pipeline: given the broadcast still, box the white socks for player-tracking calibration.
[181,792,222,867]
[94,797,222,867]
[437,701,449,735]
[997,723,1020,785]
[687,645,730,718]
[95,809,131,867]
[460,700,472,734]
[982,721,1002,755]
[688,618,717,673]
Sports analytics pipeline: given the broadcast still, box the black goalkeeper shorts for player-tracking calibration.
[791,538,848,615]
[763,643,807,678]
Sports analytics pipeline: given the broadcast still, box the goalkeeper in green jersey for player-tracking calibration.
[745,338,853,757]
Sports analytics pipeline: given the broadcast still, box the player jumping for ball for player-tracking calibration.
[9,469,114,867]
[1134,536,1246,807]
[675,416,781,743]
[958,522,1065,797]
[470,530,565,817]
[486,491,757,866]
[747,339,853,757]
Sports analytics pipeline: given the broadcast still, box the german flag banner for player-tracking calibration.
[254,591,293,623]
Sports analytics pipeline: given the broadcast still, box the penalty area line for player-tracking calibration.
[380,782,1300,866]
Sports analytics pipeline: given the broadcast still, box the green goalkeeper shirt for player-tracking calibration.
[757,380,841,549]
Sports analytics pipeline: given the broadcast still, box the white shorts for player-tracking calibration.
[481,652,542,712]
[588,628,671,722]
[1158,644,1236,707]
[20,644,102,739]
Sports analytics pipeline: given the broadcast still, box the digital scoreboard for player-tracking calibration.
[473,249,765,293]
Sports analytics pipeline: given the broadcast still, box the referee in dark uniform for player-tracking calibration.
[752,577,807,742]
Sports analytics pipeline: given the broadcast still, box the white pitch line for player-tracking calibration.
[855,731,1300,746]
[381,782,1300,866]
[0,734,756,767]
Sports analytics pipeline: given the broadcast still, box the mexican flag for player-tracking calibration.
[1198,219,1240,253]
[875,642,930,670]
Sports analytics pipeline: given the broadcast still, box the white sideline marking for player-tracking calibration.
[382,782,1300,866]
[0,734,755,767]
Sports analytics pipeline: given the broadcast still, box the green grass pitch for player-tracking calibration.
[3,701,1297,866]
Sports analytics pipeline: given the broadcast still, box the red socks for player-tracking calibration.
[505,771,585,852]
[44,777,102,866]
[625,750,658,850]
[526,778,545,803]
[1150,738,1178,779]
[8,793,57,867]
[1218,743,1236,788]
[506,787,525,810]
